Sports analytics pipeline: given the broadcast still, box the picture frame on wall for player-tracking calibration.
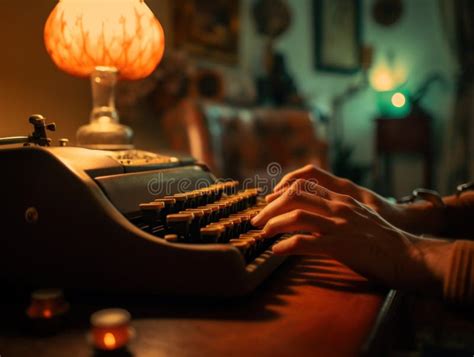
[173,0,240,64]
[313,0,362,73]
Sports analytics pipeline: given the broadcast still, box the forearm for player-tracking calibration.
[442,239,474,304]
[398,192,474,238]
[410,236,474,305]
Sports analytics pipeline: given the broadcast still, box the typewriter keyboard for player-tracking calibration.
[133,181,277,263]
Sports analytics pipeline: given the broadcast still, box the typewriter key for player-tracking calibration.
[230,240,252,261]
[207,203,227,220]
[155,197,177,214]
[166,213,194,242]
[213,220,233,242]
[247,230,266,242]
[184,209,205,241]
[222,182,232,195]
[219,218,236,240]
[193,190,206,206]
[185,208,205,224]
[200,225,224,243]
[224,181,239,195]
[204,186,216,202]
[139,201,165,211]
[236,236,257,256]
[236,195,246,212]
[196,207,213,226]
[206,185,218,202]
[164,234,178,243]
[186,191,199,208]
[237,192,248,208]
[231,213,251,233]
[171,193,188,211]
[202,188,213,204]
[228,216,242,235]
[139,201,165,228]
[223,197,237,214]
[221,200,232,216]
[213,183,225,199]
[205,204,220,222]
[246,188,260,205]
[241,233,265,250]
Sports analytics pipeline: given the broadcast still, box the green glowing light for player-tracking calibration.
[376,89,411,118]
[391,92,406,108]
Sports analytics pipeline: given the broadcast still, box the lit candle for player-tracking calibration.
[26,289,69,319]
[90,308,133,351]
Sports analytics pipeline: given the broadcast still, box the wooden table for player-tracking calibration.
[0,257,399,357]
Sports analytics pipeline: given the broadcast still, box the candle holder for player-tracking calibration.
[26,288,70,335]
[89,308,135,351]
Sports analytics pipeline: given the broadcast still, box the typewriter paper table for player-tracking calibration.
[0,257,395,357]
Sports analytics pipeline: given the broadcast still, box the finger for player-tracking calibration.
[252,188,334,227]
[302,169,357,197]
[275,164,358,198]
[273,164,318,192]
[262,209,337,237]
[266,178,336,204]
[272,234,324,255]
[265,190,283,203]
[267,181,362,216]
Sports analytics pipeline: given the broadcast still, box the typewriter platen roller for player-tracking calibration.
[0,146,287,296]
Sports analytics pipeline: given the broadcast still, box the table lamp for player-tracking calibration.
[44,0,165,149]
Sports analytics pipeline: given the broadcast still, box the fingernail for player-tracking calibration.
[272,242,284,255]
[265,194,275,202]
[251,215,261,226]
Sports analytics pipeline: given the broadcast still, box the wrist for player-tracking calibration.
[408,235,455,296]
[396,202,446,235]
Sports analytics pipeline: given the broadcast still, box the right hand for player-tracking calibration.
[268,164,410,231]
[252,178,452,294]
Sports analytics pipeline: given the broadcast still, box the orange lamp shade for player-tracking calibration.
[44,0,165,80]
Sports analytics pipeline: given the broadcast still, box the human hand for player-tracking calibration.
[269,164,412,232]
[252,179,452,293]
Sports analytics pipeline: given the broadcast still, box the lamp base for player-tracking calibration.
[76,120,134,151]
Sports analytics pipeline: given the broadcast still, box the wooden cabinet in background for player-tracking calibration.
[375,114,433,196]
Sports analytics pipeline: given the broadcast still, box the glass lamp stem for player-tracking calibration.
[90,66,119,124]
[76,66,133,150]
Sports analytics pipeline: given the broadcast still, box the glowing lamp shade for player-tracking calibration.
[44,0,165,149]
[44,0,165,80]
[370,67,395,92]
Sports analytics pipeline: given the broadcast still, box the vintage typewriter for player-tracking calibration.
[0,116,287,296]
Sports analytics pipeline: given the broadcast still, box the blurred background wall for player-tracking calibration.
[0,0,461,197]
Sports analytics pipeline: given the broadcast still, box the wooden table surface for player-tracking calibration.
[0,256,392,357]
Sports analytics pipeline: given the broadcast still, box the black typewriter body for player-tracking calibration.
[0,146,286,297]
